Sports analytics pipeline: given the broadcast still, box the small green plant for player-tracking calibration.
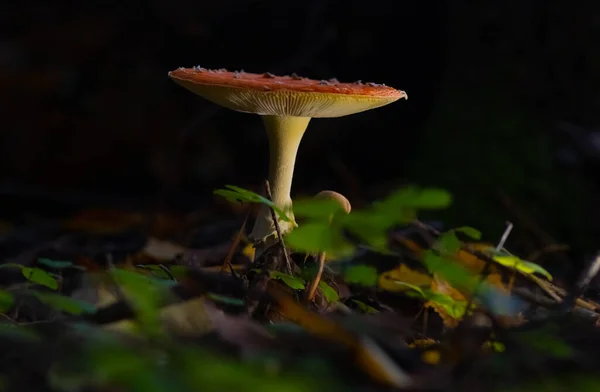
[214,183,551,320]
[214,185,292,222]
[214,184,452,256]
[268,271,339,303]
[0,263,60,290]
[399,282,469,319]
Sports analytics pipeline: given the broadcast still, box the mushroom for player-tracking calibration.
[304,190,352,302]
[168,67,407,253]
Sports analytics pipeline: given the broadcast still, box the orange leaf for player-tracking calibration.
[425,276,468,328]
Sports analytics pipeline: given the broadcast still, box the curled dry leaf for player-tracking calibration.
[425,276,468,328]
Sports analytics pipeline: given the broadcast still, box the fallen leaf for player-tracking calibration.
[407,338,438,349]
[241,243,255,261]
[378,264,432,292]
[141,237,187,261]
[425,276,468,327]
[267,282,412,388]
[421,349,442,365]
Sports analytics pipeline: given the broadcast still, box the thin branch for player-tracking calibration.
[526,243,570,262]
[576,252,600,294]
[305,252,326,302]
[495,221,513,251]
[221,209,251,274]
[264,180,294,275]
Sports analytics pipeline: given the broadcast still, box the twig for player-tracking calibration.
[305,252,326,302]
[495,221,513,251]
[563,252,600,311]
[526,243,570,262]
[497,221,514,293]
[523,274,562,303]
[264,180,294,275]
[157,264,176,281]
[575,252,600,295]
[221,209,251,273]
[511,287,559,307]
[411,220,600,317]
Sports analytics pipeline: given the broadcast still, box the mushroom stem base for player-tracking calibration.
[248,115,311,256]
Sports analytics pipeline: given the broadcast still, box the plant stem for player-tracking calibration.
[305,252,326,302]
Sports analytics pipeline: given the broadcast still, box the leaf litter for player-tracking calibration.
[0,185,600,391]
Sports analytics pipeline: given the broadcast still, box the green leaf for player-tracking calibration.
[32,292,97,315]
[109,268,172,335]
[436,231,461,253]
[269,271,306,290]
[342,211,393,251]
[350,300,379,314]
[21,267,59,290]
[423,290,468,319]
[378,186,452,210]
[492,255,553,280]
[0,263,60,289]
[37,258,74,269]
[452,226,482,240]
[0,290,14,313]
[110,268,172,292]
[168,265,189,279]
[285,222,354,257]
[343,265,378,287]
[82,342,168,391]
[407,188,452,209]
[518,260,553,281]
[135,265,177,280]
[422,251,477,291]
[214,185,292,222]
[207,293,245,306]
[482,340,505,352]
[392,282,426,298]
[0,324,40,342]
[318,282,339,303]
[516,324,573,359]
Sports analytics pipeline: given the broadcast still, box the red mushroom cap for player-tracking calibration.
[168,67,407,118]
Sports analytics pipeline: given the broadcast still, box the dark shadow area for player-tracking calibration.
[2,0,599,276]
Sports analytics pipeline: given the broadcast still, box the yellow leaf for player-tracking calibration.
[407,338,438,349]
[242,243,255,261]
[378,264,432,292]
[421,349,442,365]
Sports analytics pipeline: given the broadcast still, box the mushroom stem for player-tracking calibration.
[248,115,311,248]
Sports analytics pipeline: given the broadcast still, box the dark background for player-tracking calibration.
[2,0,599,278]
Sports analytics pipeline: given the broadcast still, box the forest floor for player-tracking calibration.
[1,183,599,392]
